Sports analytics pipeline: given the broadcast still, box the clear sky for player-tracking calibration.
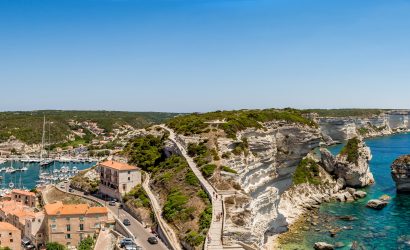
[1,0,410,112]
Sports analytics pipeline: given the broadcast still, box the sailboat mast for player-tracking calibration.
[40,116,46,161]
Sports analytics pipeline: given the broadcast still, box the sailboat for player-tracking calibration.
[40,116,53,167]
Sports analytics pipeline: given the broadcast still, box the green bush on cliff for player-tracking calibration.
[201,164,216,178]
[221,166,237,174]
[340,137,360,164]
[293,158,321,185]
[163,189,194,222]
[123,184,150,208]
[184,231,205,247]
[123,135,165,171]
[199,205,213,232]
[187,142,212,166]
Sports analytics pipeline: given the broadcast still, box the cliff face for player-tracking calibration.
[318,110,410,143]
[391,155,410,193]
[174,122,321,247]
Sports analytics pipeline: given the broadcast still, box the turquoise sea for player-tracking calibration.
[284,133,410,249]
[0,161,95,190]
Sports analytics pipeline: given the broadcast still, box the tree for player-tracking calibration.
[78,236,95,250]
[0,247,12,250]
[46,242,66,250]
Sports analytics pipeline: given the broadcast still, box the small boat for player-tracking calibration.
[20,166,28,171]
[6,167,16,173]
[8,181,14,189]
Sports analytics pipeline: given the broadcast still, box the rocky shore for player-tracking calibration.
[391,155,410,193]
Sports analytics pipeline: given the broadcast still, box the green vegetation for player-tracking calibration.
[0,247,12,250]
[123,184,151,208]
[122,134,211,248]
[187,142,212,166]
[124,135,166,171]
[293,158,321,185]
[199,205,212,231]
[201,164,216,178]
[78,236,95,250]
[231,138,249,156]
[221,166,237,174]
[0,110,179,144]
[304,109,385,118]
[340,137,361,164]
[163,189,194,222]
[185,170,200,186]
[184,231,206,247]
[46,242,66,250]
[167,109,316,139]
[358,127,370,136]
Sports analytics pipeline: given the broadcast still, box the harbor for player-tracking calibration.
[0,160,96,192]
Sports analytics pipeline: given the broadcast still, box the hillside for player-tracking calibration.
[0,110,179,144]
[303,109,388,117]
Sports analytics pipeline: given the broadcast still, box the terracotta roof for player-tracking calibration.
[0,222,19,231]
[99,160,138,171]
[44,202,108,216]
[12,189,36,197]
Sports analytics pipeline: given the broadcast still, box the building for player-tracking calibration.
[0,222,21,250]
[11,189,36,207]
[98,160,141,200]
[24,211,46,249]
[44,202,108,247]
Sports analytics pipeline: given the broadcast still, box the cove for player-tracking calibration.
[281,133,410,249]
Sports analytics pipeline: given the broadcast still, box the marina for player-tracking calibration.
[0,160,96,193]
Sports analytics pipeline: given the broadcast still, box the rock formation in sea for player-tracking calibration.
[391,155,410,193]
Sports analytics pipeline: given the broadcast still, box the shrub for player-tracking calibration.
[163,189,193,222]
[199,206,212,231]
[123,185,150,208]
[340,137,360,164]
[184,231,205,247]
[185,170,199,186]
[293,158,321,185]
[78,236,95,250]
[201,164,216,178]
[221,166,237,174]
[46,242,66,250]
[197,189,209,200]
[123,135,165,171]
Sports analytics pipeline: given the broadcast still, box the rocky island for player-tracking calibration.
[391,155,410,193]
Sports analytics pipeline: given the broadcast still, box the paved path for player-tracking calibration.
[56,182,168,250]
[161,125,224,250]
[142,173,182,250]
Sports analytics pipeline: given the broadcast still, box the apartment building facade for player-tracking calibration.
[0,222,21,250]
[98,160,141,200]
[44,202,108,247]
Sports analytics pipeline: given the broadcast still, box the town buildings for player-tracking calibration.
[98,160,141,200]
[11,189,36,207]
[44,201,109,247]
[0,221,21,250]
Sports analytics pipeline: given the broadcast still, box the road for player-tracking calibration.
[57,182,169,250]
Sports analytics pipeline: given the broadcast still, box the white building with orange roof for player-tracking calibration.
[0,221,21,250]
[44,201,109,247]
[11,189,36,207]
[98,160,141,200]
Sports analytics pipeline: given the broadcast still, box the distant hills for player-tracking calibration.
[0,110,181,144]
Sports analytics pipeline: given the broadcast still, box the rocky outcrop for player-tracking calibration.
[366,199,388,210]
[320,139,374,188]
[333,139,374,187]
[314,242,334,250]
[391,155,410,193]
[318,110,410,143]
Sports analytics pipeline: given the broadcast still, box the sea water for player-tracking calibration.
[282,133,410,249]
[0,160,95,190]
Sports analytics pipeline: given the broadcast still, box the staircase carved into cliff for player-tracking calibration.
[161,125,245,250]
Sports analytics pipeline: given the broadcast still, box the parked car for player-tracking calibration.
[120,238,134,248]
[68,188,73,192]
[108,200,116,206]
[123,218,131,226]
[83,191,90,195]
[147,236,158,244]
[25,245,35,250]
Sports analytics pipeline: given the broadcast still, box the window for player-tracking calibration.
[94,223,100,228]
[51,224,57,232]
[128,171,131,174]
[10,239,13,243]
[128,177,130,181]
[51,217,56,222]
[66,234,71,239]
[66,224,71,231]
[8,233,11,236]
[123,184,126,191]
[80,224,84,230]
[66,217,70,221]
[80,216,85,221]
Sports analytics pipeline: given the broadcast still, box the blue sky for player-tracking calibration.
[1,0,410,112]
